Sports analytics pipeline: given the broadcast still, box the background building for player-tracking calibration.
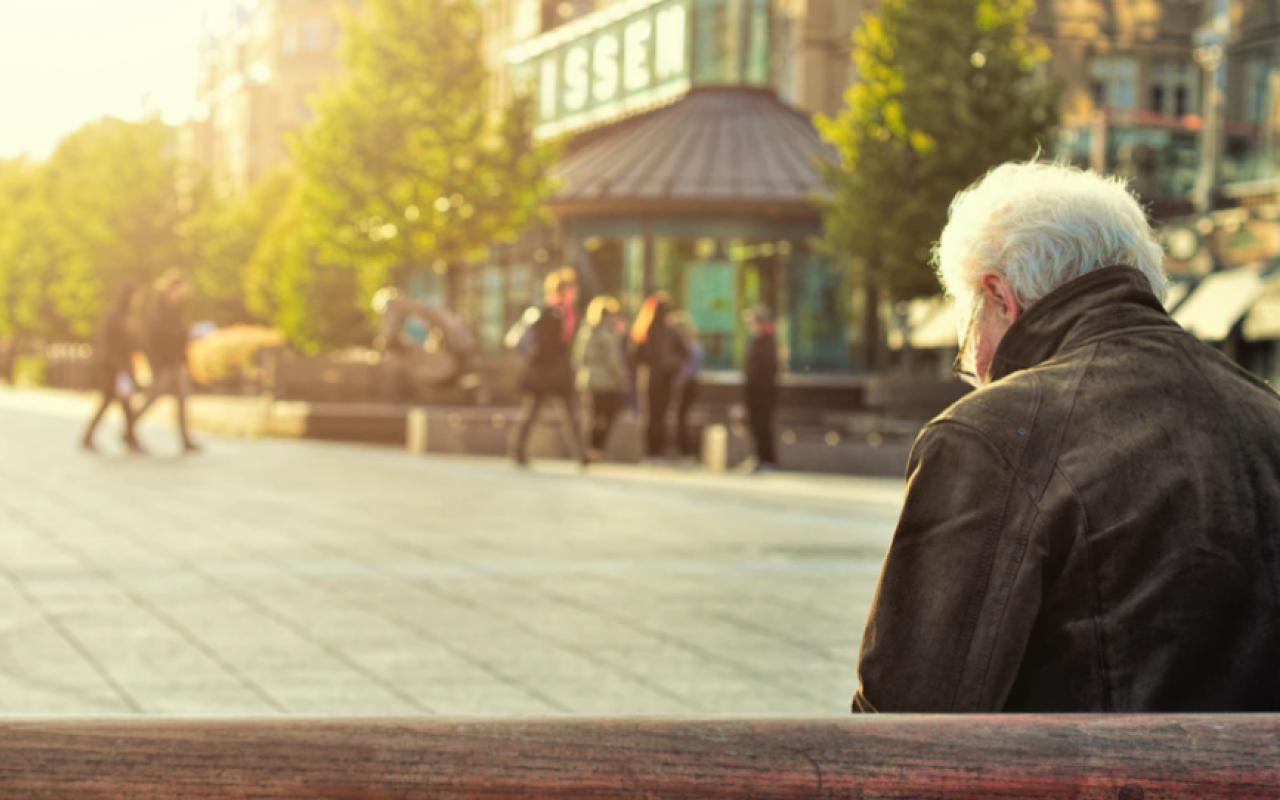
[1034,0,1205,213]
[182,0,1280,383]
[458,0,865,375]
[181,0,358,193]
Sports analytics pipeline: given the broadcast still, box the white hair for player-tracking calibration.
[933,161,1167,311]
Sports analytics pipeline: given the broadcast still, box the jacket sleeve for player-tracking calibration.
[853,421,1046,713]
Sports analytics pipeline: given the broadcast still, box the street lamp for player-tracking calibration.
[1192,1,1230,213]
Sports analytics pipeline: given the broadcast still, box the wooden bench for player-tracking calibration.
[0,716,1274,798]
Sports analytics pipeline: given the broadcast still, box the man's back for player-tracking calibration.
[855,268,1280,712]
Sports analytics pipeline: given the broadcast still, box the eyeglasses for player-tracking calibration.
[952,294,983,388]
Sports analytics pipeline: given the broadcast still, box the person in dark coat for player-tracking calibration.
[854,161,1280,714]
[743,305,779,472]
[134,270,199,453]
[668,311,703,461]
[631,293,688,464]
[82,282,144,454]
[507,268,586,467]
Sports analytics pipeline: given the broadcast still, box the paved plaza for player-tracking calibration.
[0,390,903,718]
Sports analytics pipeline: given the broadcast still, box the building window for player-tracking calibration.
[745,0,769,85]
[693,0,769,85]
[1090,57,1137,111]
[772,8,796,104]
[1245,58,1273,124]
[1149,59,1197,118]
[282,22,299,55]
[304,19,322,51]
[694,0,742,83]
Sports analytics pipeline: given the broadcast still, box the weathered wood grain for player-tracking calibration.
[0,716,1275,799]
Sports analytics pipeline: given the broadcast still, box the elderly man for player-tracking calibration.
[853,161,1280,713]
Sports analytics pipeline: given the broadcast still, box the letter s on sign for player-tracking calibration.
[593,35,619,102]
[563,45,589,111]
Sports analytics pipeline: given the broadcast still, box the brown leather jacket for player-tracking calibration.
[853,266,1280,713]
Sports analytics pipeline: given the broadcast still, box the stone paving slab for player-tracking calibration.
[0,389,901,717]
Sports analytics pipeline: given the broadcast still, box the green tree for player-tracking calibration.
[39,117,186,335]
[181,166,296,325]
[244,187,370,354]
[816,0,1057,364]
[0,160,75,342]
[291,0,551,321]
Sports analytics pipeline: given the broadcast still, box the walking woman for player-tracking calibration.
[573,295,628,462]
[668,311,704,461]
[82,282,144,454]
[631,292,688,464]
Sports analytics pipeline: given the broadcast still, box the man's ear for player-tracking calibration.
[980,274,1021,323]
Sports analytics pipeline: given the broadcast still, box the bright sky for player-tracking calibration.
[1,0,226,159]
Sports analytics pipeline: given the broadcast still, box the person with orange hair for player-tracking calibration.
[631,292,689,464]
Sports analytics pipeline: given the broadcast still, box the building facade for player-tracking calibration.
[181,0,358,193]
[457,0,864,374]
[1032,0,1205,210]
[184,1,1274,379]
[893,2,1280,385]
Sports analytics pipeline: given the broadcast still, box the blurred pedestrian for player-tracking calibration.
[744,305,779,473]
[134,270,200,454]
[668,311,703,462]
[82,282,144,454]
[506,268,587,467]
[573,295,627,462]
[631,292,688,465]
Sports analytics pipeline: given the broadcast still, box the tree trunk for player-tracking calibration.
[863,278,881,371]
[897,301,915,374]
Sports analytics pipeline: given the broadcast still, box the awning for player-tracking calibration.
[549,87,836,217]
[1172,266,1268,342]
[1244,273,1280,341]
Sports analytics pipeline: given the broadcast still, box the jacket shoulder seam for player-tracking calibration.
[920,419,1045,511]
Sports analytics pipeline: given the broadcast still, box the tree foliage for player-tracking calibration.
[0,159,73,340]
[0,118,185,339]
[817,0,1058,302]
[290,0,551,333]
[181,166,295,325]
[0,0,549,354]
[243,187,370,355]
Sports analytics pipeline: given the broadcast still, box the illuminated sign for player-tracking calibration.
[506,0,692,140]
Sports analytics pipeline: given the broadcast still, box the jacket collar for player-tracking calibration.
[989,266,1177,383]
